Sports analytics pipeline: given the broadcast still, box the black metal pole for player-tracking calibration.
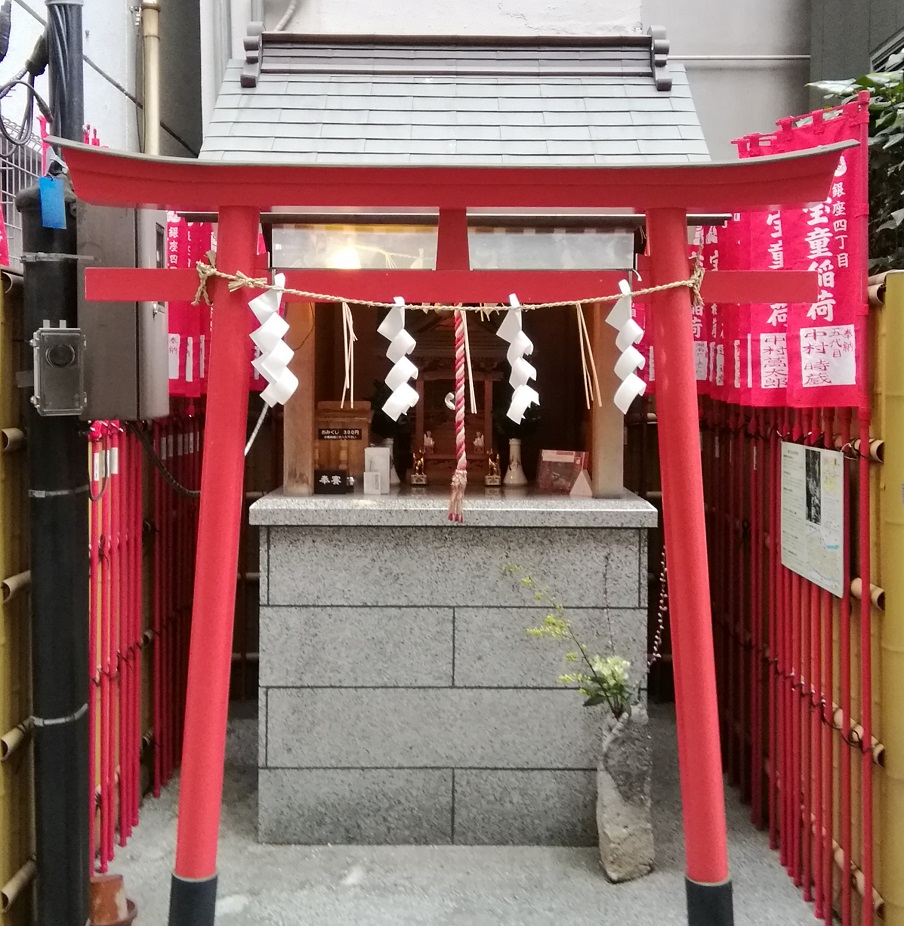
[46,0,83,143]
[14,3,88,924]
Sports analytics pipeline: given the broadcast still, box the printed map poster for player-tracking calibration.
[780,443,845,597]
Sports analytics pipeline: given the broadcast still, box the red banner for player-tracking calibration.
[164,211,191,397]
[165,219,270,396]
[775,101,869,408]
[740,133,792,407]
[711,96,869,409]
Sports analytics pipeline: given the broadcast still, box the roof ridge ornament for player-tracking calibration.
[647,25,672,91]
[241,21,264,88]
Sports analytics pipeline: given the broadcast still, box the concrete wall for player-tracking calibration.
[258,523,649,845]
[0,0,200,156]
[266,0,642,37]
[811,0,904,81]
[641,0,811,158]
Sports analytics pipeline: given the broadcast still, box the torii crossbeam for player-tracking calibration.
[55,136,853,926]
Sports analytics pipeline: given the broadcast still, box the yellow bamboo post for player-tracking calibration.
[0,271,32,925]
[879,271,904,926]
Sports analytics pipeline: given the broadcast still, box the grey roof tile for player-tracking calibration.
[201,34,709,167]
[547,140,594,155]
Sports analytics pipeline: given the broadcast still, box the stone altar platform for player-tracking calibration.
[250,487,656,846]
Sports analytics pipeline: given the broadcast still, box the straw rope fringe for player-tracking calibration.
[191,259,705,313]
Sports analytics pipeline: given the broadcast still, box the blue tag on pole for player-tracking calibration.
[39,176,67,230]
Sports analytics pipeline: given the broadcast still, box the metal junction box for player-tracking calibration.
[31,327,87,415]
[77,203,170,420]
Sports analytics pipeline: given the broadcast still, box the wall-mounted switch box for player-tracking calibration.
[30,327,87,416]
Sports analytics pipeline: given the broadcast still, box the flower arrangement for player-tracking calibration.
[504,564,633,718]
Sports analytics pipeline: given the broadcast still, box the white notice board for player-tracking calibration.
[780,444,845,597]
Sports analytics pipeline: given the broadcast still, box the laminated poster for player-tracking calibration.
[780,443,845,597]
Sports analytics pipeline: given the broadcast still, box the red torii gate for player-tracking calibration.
[55,136,852,926]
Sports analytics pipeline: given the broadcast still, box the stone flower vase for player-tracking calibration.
[596,705,654,882]
[503,437,528,486]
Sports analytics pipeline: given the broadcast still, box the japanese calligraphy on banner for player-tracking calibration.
[775,102,869,408]
[740,135,791,407]
[718,97,869,409]
[164,218,269,396]
[164,211,191,397]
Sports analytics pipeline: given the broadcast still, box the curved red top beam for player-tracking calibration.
[51,137,854,213]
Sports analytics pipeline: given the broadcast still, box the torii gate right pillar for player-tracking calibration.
[648,208,733,925]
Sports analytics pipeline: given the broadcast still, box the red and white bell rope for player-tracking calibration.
[448,308,468,522]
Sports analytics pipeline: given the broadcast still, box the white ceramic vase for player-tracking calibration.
[503,437,528,487]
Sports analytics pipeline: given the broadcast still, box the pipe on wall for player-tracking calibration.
[0,718,32,760]
[1,569,29,602]
[140,0,161,156]
[850,577,885,611]
[0,858,36,912]
[0,427,24,452]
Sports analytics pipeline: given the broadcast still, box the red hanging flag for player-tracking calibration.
[773,98,870,408]
[165,211,190,397]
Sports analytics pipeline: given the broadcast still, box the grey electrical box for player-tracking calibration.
[30,327,87,415]
[77,203,170,420]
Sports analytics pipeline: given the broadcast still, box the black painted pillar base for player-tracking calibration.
[686,876,734,926]
[168,873,218,926]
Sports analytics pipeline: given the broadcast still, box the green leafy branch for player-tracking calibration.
[504,563,633,717]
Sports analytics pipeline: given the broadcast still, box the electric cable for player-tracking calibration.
[0,31,50,154]
[127,398,272,499]
[125,421,201,498]
[275,0,299,31]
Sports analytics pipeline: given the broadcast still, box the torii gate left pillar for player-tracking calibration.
[53,137,852,926]
[167,206,260,921]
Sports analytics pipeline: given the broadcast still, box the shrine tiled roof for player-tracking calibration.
[200,28,709,167]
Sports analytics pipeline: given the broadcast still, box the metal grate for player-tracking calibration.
[0,120,43,271]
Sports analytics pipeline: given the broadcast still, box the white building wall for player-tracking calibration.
[642,0,811,158]
[268,0,642,37]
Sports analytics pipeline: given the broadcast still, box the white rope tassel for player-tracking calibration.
[340,301,357,409]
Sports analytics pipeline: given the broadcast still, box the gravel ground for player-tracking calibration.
[114,702,815,925]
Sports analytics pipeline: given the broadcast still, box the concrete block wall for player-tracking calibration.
[258,524,649,845]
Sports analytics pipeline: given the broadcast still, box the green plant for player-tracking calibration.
[810,55,904,271]
[504,564,633,718]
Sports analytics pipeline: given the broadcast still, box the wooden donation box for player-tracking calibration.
[314,401,371,479]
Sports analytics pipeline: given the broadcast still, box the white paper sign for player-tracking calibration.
[780,443,845,597]
[168,334,180,380]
